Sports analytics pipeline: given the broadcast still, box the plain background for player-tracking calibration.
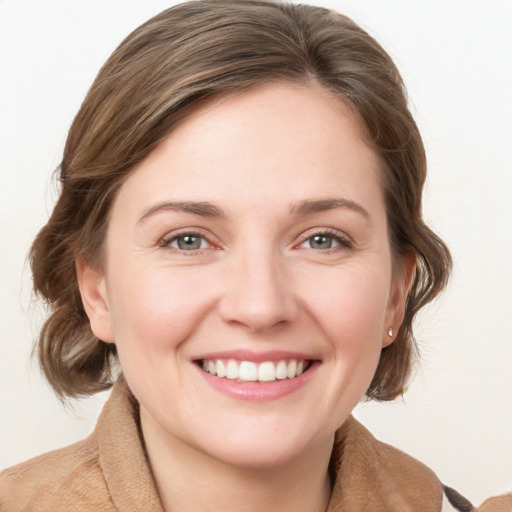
[1,0,511,505]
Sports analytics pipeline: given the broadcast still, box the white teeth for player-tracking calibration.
[226,360,239,379]
[216,360,226,378]
[201,358,309,382]
[258,361,276,382]
[275,360,288,380]
[239,361,258,381]
[287,360,297,378]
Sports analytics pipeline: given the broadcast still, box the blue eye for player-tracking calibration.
[166,234,209,251]
[299,231,351,251]
[303,234,340,250]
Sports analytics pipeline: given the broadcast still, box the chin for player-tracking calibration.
[201,434,315,470]
[189,414,332,471]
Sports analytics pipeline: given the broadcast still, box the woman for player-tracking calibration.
[0,1,509,510]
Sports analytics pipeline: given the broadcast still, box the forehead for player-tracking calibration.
[113,81,384,220]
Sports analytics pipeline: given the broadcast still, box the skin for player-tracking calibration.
[78,82,413,512]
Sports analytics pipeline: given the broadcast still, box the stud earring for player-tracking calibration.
[387,327,393,337]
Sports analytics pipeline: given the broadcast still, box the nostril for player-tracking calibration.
[217,293,299,332]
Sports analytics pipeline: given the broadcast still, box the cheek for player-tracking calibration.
[299,266,390,349]
[106,264,218,355]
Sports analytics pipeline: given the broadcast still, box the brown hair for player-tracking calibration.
[30,0,451,400]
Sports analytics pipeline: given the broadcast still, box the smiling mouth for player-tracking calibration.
[197,359,313,383]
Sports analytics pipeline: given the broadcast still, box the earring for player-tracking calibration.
[387,327,393,337]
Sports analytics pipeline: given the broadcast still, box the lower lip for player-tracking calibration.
[195,362,319,402]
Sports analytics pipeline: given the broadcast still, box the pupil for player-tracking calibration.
[311,235,331,249]
[178,236,200,250]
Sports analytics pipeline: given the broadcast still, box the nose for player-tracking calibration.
[218,246,299,333]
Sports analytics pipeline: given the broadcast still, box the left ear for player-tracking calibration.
[76,257,115,344]
[383,251,416,347]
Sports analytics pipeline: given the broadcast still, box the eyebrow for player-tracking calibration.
[290,198,370,220]
[138,201,225,224]
[137,197,370,224]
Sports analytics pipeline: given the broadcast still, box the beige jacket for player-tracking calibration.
[1,379,510,511]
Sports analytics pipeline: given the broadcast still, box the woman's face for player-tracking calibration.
[81,82,410,468]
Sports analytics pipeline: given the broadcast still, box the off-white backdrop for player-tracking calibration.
[1,0,511,505]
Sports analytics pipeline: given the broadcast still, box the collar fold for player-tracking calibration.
[327,416,443,511]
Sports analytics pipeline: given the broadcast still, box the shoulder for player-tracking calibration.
[477,493,512,512]
[0,433,114,512]
[333,417,511,512]
[330,417,444,510]
[330,417,506,512]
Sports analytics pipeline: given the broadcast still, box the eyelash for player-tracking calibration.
[159,228,352,254]
[160,230,214,254]
[297,228,353,252]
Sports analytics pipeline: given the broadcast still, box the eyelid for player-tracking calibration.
[295,227,353,250]
[159,228,219,252]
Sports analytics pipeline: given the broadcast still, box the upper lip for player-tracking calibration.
[192,349,319,363]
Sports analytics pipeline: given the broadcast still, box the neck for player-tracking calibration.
[141,410,333,512]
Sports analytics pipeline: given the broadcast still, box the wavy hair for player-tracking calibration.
[30,0,451,400]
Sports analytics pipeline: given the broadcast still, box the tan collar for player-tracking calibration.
[327,416,443,511]
[96,378,164,511]
[97,379,442,512]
